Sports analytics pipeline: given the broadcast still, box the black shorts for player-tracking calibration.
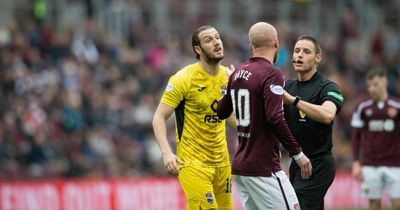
[289,155,335,210]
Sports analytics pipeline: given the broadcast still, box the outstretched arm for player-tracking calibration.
[152,102,183,176]
[284,91,337,124]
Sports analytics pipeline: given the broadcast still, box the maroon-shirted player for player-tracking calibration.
[351,69,400,210]
[217,22,312,210]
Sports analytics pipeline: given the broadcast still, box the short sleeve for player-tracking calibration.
[161,70,190,108]
[321,82,344,113]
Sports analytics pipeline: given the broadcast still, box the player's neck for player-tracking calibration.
[375,92,388,102]
[198,60,220,76]
[252,48,275,64]
[298,68,317,81]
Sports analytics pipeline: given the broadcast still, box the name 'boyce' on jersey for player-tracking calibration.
[217,57,302,176]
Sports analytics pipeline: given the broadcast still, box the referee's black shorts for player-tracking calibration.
[289,155,335,210]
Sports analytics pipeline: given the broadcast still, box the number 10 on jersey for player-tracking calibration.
[231,89,250,127]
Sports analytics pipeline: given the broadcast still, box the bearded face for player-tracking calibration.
[196,28,224,65]
[199,44,224,65]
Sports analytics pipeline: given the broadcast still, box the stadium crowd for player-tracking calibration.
[0,0,399,180]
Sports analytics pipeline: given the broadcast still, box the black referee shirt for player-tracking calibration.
[284,71,344,158]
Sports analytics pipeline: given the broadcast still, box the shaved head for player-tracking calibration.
[248,22,278,49]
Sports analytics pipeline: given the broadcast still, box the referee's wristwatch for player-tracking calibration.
[292,96,301,107]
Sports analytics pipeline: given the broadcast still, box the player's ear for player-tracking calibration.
[382,76,388,86]
[274,39,279,48]
[249,44,253,54]
[315,53,322,65]
[194,46,201,55]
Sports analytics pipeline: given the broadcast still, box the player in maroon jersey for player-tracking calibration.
[351,69,400,210]
[217,22,312,210]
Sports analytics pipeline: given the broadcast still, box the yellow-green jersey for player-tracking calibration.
[161,63,230,168]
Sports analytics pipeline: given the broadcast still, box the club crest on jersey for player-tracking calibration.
[165,83,173,91]
[299,110,306,118]
[221,85,227,96]
[205,192,214,204]
[388,107,398,118]
[269,84,284,95]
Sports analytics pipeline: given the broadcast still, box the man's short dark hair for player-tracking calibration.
[192,26,215,59]
[297,35,322,55]
[366,68,387,80]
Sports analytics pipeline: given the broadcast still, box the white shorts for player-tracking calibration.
[233,170,300,210]
[361,166,400,199]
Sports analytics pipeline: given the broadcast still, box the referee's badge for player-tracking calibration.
[299,110,306,118]
[205,192,214,204]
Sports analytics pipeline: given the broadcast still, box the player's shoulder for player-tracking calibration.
[172,63,197,80]
[316,73,338,87]
[264,62,281,73]
[387,96,400,109]
[356,98,374,111]
[285,79,297,86]
[257,64,283,81]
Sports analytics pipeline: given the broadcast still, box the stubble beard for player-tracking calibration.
[200,46,223,65]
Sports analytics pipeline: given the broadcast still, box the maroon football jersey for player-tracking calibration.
[217,57,302,176]
[351,96,400,166]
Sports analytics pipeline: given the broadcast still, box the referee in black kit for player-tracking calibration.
[283,35,344,210]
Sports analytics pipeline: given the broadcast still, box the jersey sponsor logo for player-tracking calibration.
[205,192,214,204]
[237,131,250,138]
[327,91,344,102]
[198,86,207,91]
[165,83,173,91]
[204,115,222,123]
[210,99,218,112]
[368,119,395,132]
[204,100,222,123]
[269,84,284,95]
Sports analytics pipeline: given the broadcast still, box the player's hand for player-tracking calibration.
[226,64,235,77]
[295,155,312,179]
[352,161,363,182]
[162,152,183,176]
[283,91,293,105]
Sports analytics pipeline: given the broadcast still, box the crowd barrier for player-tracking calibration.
[0,171,391,210]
